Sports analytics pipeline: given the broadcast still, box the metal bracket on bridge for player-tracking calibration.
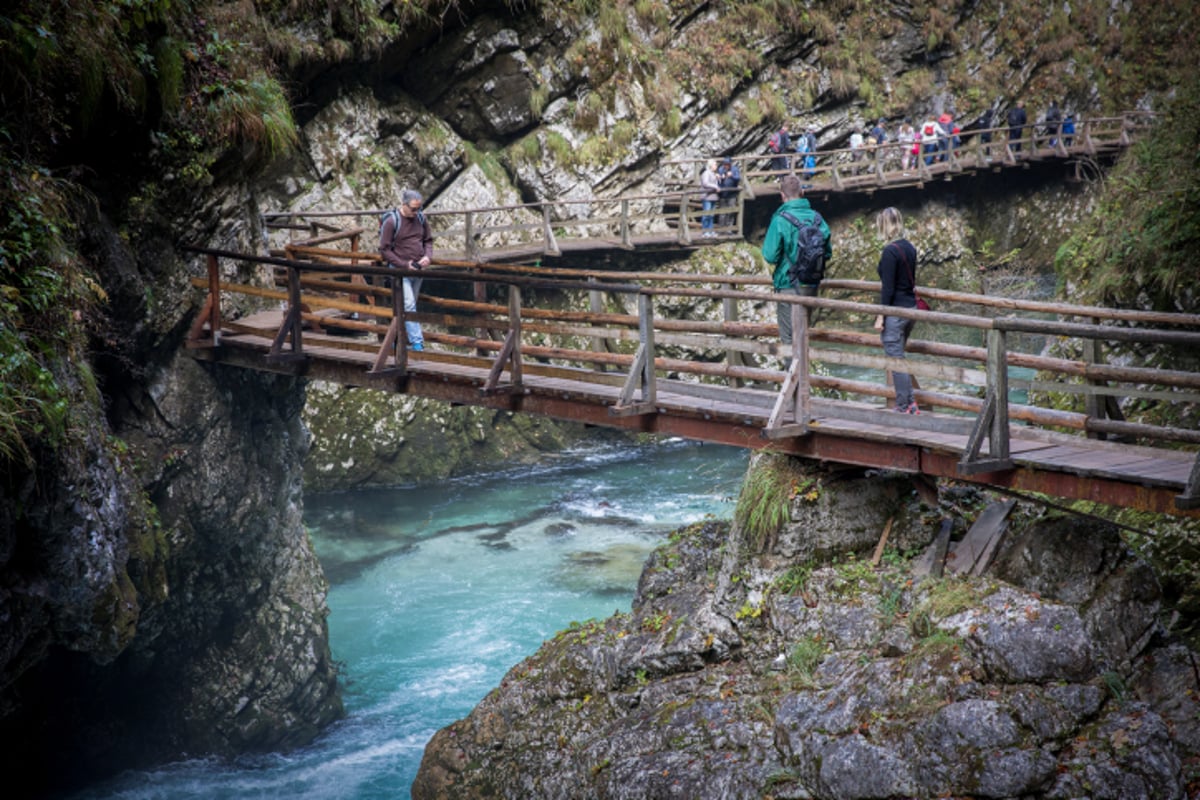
[1175,453,1200,511]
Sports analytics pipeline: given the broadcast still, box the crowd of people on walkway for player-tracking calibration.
[756,99,1076,179]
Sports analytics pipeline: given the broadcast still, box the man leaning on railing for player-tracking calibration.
[379,189,433,351]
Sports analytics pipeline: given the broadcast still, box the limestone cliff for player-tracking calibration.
[414,455,1200,799]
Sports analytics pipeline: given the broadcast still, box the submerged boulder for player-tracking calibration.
[414,454,1197,799]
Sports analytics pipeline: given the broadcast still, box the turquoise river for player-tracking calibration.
[71,439,750,799]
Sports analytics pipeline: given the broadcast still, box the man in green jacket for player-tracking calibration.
[761,174,833,365]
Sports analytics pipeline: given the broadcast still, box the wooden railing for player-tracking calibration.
[262,189,745,265]
[184,247,1200,511]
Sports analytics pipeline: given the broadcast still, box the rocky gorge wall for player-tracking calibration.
[414,455,1200,799]
[2,0,1191,792]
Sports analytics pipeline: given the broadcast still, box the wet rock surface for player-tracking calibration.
[414,455,1198,799]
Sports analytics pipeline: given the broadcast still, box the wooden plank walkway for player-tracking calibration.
[195,309,1198,517]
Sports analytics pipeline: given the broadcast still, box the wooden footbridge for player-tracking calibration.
[261,113,1149,265]
[184,244,1200,518]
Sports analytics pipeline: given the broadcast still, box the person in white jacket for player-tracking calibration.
[919,116,945,165]
[699,159,720,237]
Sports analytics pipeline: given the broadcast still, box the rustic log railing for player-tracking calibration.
[183,246,1200,513]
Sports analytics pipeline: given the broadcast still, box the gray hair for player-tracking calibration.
[401,189,423,206]
[780,174,802,200]
[875,207,904,240]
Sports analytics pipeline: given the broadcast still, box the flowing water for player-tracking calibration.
[71,439,750,800]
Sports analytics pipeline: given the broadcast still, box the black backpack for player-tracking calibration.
[778,210,826,286]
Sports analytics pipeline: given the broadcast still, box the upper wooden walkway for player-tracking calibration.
[184,247,1200,518]
[262,114,1149,265]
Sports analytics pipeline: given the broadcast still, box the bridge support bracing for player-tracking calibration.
[186,253,222,348]
[541,206,561,257]
[959,329,1013,474]
[677,192,693,246]
[266,263,307,364]
[612,293,656,416]
[1177,454,1200,511]
[483,286,524,394]
[1082,319,1127,439]
[369,273,407,376]
[764,299,811,439]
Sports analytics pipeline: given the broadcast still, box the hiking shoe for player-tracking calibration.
[894,402,920,415]
[410,342,424,352]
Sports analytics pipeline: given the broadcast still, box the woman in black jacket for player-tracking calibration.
[873,207,920,414]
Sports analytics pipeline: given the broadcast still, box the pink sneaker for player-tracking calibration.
[894,402,921,415]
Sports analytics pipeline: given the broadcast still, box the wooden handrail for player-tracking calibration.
[184,232,1198,465]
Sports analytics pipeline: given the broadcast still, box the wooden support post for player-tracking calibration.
[369,273,407,375]
[1083,318,1105,438]
[736,192,746,239]
[678,193,693,245]
[612,293,656,416]
[541,205,561,256]
[267,264,306,363]
[465,211,478,262]
[473,267,489,357]
[620,199,632,248]
[831,165,844,191]
[958,328,1012,474]
[483,285,524,394]
[723,294,744,387]
[764,299,810,439]
[588,276,609,369]
[187,253,222,348]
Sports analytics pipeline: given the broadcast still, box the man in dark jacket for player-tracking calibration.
[768,124,791,174]
[716,157,741,233]
[761,175,832,367]
[1007,100,1027,154]
[379,189,434,350]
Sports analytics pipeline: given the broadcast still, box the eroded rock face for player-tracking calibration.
[0,351,343,791]
[414,455,1197,800]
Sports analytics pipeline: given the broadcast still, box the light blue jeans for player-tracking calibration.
[402,275,423,347]
[701,199,715,230]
